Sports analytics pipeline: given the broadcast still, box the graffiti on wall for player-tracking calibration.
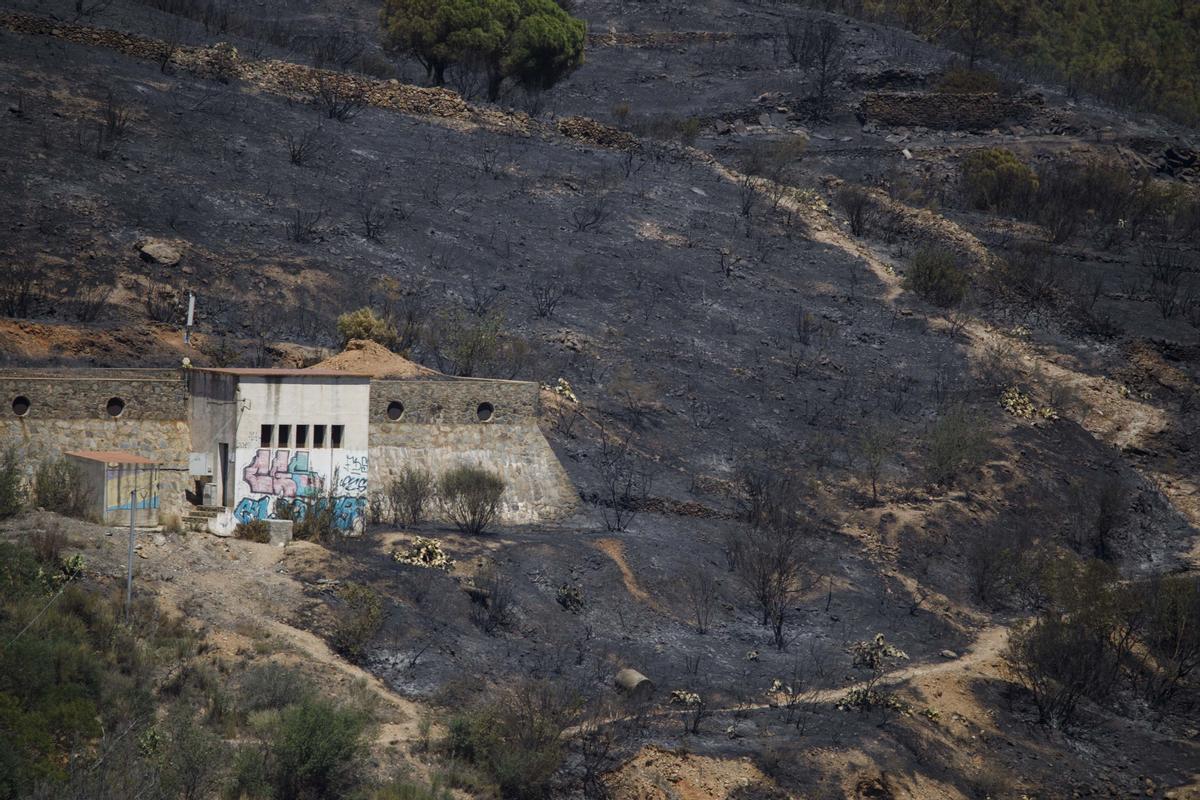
[234,448,368,531]
[242,448,324,498]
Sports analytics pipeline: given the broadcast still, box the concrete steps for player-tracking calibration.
[182,505,225,532]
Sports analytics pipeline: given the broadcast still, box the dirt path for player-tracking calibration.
[742,623,1009,711]
[121,532,428,754]
[592,537,672,614]
[567,623,1010,739]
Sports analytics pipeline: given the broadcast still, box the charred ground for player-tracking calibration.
[2,0,1200,797]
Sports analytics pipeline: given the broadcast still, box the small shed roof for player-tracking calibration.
[194,367,372,378]
[65,450,158,465]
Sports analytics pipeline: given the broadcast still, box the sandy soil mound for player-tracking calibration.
[310,339,440,379]
[607,747,784,800]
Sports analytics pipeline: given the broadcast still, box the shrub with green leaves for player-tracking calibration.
[235,518,271,543]
[924,405,990,486]
[336,307,398,349]
[438,466,505,535]
[388,465,435,526]
[331,582,384,663]
[903,248,969,307]
[441,680,579,800]
[0,542,194,798]
[937,63,1004,94]
[275,700,369,799]
[32,457,91,519]
[238,663,314,714]
[0,447,22,519]
[961,148,1038,214]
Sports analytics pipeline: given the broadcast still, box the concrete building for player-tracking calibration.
[187,368,373,534]
[64,450,159,526]
[0,366,576,533]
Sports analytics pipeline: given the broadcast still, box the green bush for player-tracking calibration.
[0,447,22,519]
[331,582,383,663]
[903,248,969,307]
[1139,575,1200,706]
[424,311,529,378]
[438,466,505,535]
[336,307,398,349]
[32,457,91,519]
[961,148,1038,214]
[159,709,228,800]
[925,405,990,486]
[937,63,1003,94]
[271,699,370,800]
[235,519,271,543]
[441,681,579,800]
[0,542,195,799]
[387,465,435,526]
[239,663,313,714]
[369,776,454,800]
[290,494,338,543]
[230,695,373,800]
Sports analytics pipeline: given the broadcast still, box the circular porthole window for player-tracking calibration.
[476,402,494,422]
[386,400,404,421]
[106,397,126,417]
[11,396,30,417]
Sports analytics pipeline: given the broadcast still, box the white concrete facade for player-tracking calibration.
[189,371,372,533]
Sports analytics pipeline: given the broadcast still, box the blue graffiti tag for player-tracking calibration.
[332,496,367,531]
[234,496,271,524]
[235,495,365,530]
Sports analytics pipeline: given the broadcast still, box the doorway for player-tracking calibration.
[219,442,232,506]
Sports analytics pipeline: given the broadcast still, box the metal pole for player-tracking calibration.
[126,487,135,624]
[184,292,195,345]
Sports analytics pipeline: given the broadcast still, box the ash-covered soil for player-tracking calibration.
[2,0,1200,796]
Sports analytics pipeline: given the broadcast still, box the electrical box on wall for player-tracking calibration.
[189,452,212,476]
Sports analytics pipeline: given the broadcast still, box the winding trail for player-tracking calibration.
[568,623,1010,738]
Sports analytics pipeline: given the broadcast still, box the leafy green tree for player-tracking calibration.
[857,0,1200,125]
[381,0,585,100]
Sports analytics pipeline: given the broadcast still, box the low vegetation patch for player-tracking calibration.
[1004,556,1200,728]
[32,457,92,519]
[903,248,969,307]
[438,466,505,535]
[331,582,384,663]
[441,680,580,800]
[337,306,399,349]
[387,465,435,527]
[961,148,1038,215]
[236,518,271,543]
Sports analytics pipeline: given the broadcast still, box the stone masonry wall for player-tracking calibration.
[369,378,538,425]
[369,424,577,525]
[0,370,190,523]
[0,370,574,527]
[369,378,576,524]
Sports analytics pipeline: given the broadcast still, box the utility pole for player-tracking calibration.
[125,486,135,624]
[183,292,195,346]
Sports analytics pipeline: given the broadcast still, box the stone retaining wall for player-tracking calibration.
[369,379,539,425]
[369,422,577,525]
[0,369,575,527]
[860,91,1042,131]
[0,370,190,524]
